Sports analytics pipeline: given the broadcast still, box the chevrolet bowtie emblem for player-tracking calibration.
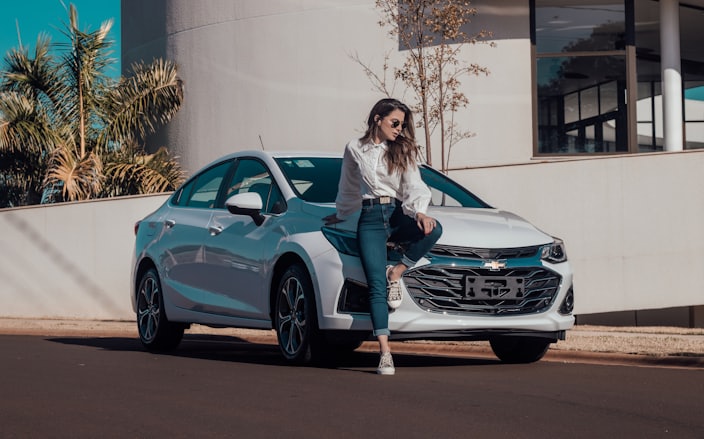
[483,260,507,271]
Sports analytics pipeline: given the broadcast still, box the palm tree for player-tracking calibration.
[0,4,184,207]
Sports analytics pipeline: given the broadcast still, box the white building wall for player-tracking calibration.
[121,0,533,173]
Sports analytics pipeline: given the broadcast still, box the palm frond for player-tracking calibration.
[2,34,55,92]
[102,146,184,196]
[54,4,115,156]
[99,59,184,148]
[1,35,66,118]
[0,91,58,154]
[44,147,103,201]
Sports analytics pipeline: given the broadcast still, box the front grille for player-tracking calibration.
[429,244,541,260]
[403,265,561,315]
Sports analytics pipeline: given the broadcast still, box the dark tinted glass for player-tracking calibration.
[275,157,342,203]
[535,1,626,53]
[221,158,286,214]
[275,157,489,208]
[171,160,232,208]
[537,55,627,153]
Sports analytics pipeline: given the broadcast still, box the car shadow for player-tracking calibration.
[48,333,501,370]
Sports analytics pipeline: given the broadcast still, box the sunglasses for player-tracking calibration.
[390,119,408,129]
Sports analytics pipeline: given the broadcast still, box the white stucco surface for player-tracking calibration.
[0,195,168,320]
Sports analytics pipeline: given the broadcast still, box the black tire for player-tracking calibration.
[490,337,551,364]
[274,264,321,364]
[136,268,184,351]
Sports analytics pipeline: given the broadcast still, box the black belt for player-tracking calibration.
[362,196,394,206]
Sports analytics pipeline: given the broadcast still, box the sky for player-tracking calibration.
[0,0,121,76]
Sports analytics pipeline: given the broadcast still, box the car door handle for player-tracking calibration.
[208,225,224,236]
[164,219,176,228]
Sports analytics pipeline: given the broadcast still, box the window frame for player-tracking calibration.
[531,0,638,156]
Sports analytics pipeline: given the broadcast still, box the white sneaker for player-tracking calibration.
[377,351,395,375]
[386,266,403,309]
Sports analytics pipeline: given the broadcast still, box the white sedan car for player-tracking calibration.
[131,150,574,364]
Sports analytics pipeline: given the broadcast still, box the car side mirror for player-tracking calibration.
[225,192,265,226]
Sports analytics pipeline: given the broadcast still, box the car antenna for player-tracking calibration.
[259,135,265,151]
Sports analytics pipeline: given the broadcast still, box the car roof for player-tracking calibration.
[199,150,341,169]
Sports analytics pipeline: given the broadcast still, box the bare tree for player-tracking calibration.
[355,0,493,171]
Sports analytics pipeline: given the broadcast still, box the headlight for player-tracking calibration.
[541,238,567,263]
[321,226,360,256]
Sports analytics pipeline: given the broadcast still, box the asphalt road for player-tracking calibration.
[1,334,702,438]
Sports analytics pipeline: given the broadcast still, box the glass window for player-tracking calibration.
[535,1,626,54]
[420,167,490,209]
[535,0,704,154]
[222,159,286,214]
[680,2,704,149]
[275,157,490,208]
[186,161,232,208]
[275,157,342,203]
[534,1,629,155]
[537,55,627,153]
[684,83,704,150]
[172,160,233,208]
[634,0,663,152]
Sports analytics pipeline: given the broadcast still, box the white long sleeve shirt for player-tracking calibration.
[335,137,431,220]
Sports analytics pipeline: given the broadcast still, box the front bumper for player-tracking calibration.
[311,249,575,337]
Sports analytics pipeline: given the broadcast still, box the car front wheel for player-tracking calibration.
[490,337,551,364]
[136,267,184,351]
[274,264,321,364]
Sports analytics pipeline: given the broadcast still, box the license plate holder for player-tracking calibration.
[464,276,525,299]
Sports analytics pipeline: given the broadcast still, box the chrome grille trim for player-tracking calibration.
[428,244,541,260]
[403,265,561,315]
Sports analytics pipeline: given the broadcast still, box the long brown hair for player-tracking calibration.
[360,98,419,175]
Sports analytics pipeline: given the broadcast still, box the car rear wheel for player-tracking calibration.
[274,264,321,364]
[490,337,551,364]
[136,268,184,351]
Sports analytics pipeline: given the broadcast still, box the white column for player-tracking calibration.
[660,0,684,151]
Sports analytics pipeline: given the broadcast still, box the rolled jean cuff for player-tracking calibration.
[373,328,391,337]
[400,254,417,268]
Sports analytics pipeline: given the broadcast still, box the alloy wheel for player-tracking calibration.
[277,276,307,357]
[137,275,161,343]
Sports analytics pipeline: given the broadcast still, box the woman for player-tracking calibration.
[324,98,442,375]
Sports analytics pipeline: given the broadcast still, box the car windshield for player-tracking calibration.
[275,157,490,208]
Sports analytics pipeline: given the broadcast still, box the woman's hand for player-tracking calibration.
[323,213,343,226]
[415,212,437,235]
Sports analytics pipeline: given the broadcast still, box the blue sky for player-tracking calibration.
[0,0,120,76]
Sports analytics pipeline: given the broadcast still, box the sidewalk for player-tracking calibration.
[1,318,702,368]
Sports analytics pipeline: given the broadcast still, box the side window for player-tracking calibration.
[171,181,194,206]
[174,161,232,209]
[222,159,286,214]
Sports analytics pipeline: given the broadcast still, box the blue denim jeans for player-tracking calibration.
[357,201,443,336]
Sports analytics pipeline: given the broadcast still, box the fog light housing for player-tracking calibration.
[559,287,574,315]
[337,279,370,313]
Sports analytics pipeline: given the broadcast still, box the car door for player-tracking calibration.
[202,158,287,321]
[157,159,235,312]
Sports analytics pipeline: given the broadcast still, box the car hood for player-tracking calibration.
[427,206,553,248]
